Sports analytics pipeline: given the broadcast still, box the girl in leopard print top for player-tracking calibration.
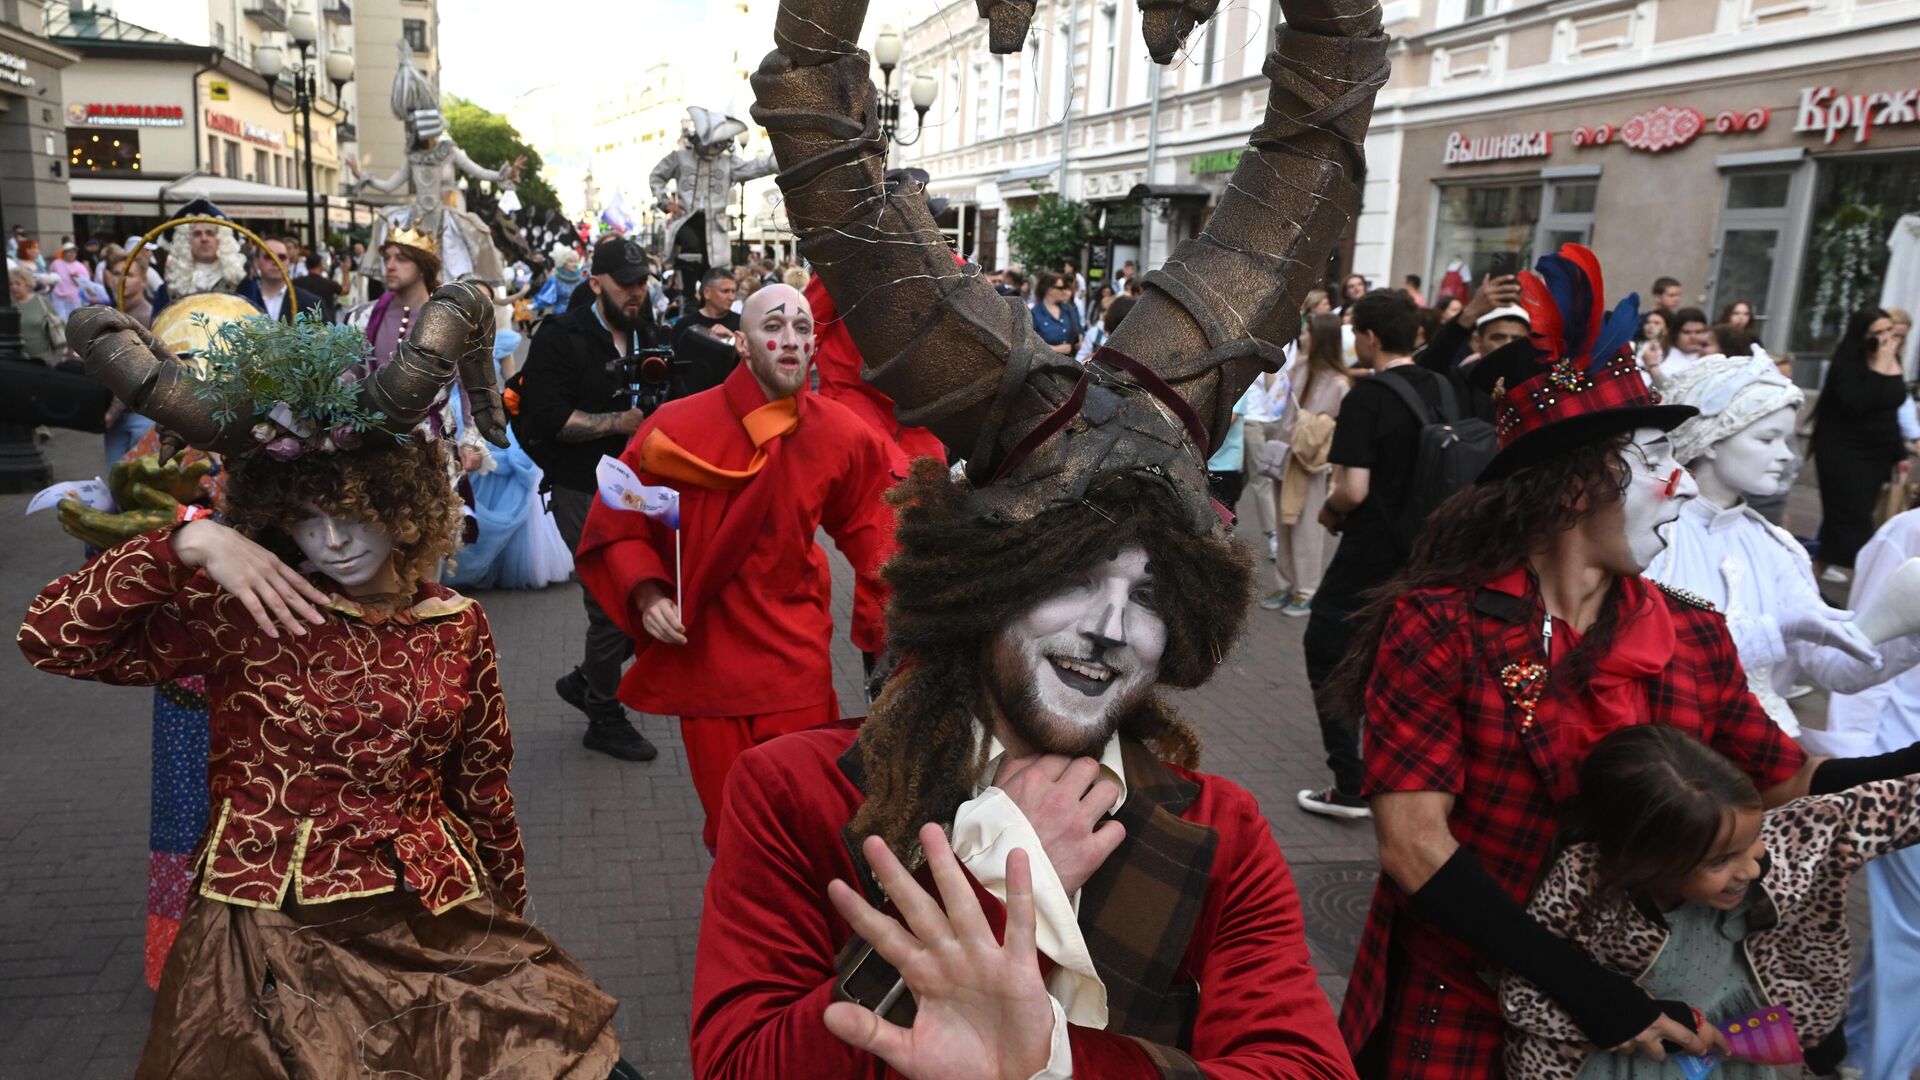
[1500,724,1920,1079]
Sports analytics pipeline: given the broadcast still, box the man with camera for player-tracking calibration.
[514,235,662,762]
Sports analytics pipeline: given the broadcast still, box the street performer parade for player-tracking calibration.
[13,0,1920,1077]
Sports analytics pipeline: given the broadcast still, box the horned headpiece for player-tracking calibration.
[752,0,1390,533]
[64,281,507,461]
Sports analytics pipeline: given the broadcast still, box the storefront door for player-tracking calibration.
[1708,167,1806,343]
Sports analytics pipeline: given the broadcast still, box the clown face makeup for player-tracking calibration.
[1620,428,1696,571]
[984,546,1168,758]
[1698,406,1797,505]
[737,284,815,400]
[288,504,397,592]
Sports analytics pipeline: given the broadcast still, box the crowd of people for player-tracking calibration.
[11,11,1920,1080]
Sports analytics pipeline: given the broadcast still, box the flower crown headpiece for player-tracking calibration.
[186,311,389,462]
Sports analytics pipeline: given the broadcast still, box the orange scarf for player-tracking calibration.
[637,396,799,491]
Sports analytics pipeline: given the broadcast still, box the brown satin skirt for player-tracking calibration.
[136,884,621,1079]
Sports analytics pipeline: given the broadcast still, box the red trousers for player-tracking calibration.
[681,694,841,851]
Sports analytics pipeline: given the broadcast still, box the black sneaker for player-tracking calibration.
[1296,786,1372,820]
[583,713,658,762]
[555,668,588,715]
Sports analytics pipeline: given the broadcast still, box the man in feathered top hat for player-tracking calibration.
[1324,243,1920,1076]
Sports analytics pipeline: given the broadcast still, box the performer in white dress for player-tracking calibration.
[1824,507,1920,1078]
[1645,352,1915,735]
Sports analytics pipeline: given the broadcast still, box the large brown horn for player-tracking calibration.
[753,0,1388,530]
[64,306,259,456]
[360,281,507,446]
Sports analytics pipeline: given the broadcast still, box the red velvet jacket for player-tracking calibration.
[691,722,1357,1080]
[804,272,948,478]
[1338,577,1807,1077]
[17,528,526,914]
[575,364,894,717]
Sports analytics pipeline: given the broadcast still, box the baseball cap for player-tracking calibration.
[1477,305,1529,328]
[591,236,650,285]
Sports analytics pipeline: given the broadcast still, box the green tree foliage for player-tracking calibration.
[443,94,559,212]
[1006,191,1091,273]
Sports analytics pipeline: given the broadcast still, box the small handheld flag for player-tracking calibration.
[596,454,685,615]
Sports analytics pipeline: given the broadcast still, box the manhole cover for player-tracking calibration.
[1290,861,1377,976]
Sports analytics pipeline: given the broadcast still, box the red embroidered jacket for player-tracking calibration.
[17,528,527,915]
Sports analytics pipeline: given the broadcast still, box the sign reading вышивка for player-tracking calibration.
[1443,129,1552,165]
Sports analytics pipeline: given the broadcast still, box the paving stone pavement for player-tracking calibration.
[0,430,1855,1079]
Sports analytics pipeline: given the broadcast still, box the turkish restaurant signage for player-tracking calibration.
[70,103,187,128]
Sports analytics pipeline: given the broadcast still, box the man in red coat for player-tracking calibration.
[575,282,893,850]
[689,462,1356,1079]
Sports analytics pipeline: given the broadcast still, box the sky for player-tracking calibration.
[440,0,711,113]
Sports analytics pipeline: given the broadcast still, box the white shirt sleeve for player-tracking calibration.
[1027,995,1074,1080]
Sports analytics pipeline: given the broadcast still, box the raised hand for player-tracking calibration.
[171,519,331,639]
[824,825,1057,1080]
[990,754,1125,896]
[1779,604,1881,665]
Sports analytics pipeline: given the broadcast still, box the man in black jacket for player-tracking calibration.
[513,235,660,762]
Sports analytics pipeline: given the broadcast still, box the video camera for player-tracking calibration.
[608,345,682,415]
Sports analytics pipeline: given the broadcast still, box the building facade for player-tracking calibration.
[1356,0,1920,367]
[891,0,1292,279]
[1,0,78,243]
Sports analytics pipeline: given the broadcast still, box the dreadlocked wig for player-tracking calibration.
[852,458,1254,858]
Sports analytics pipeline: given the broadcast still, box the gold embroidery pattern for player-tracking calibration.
[18,530,527,914]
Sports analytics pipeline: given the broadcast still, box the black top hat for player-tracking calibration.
[173,197,230,220]
[1469,244,1695,481]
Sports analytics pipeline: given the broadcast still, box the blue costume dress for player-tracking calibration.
[444,328,574,590]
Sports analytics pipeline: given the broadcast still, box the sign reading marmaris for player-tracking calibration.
[69,103,187,128]
[1444,129,1552,165]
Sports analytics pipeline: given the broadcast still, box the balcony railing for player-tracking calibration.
[243,0,287,31]
[324,0,352,24]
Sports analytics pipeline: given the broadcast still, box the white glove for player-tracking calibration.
[1778,605,1883,666]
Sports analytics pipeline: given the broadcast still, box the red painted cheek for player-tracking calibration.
[765,340,779,352]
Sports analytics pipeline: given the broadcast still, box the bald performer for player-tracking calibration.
[576,284,896,850]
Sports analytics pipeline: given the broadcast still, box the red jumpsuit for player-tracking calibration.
[575,363,894,849]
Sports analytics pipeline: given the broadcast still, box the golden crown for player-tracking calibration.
[386,224,438,257]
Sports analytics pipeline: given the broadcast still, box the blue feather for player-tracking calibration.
[1535,254,1594,358]
[1586,292,1641,371]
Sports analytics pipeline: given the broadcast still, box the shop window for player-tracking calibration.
[1709,167,1800,341]
[254,148,269,184]
[208,134,221,175]
[224,140,241,180]
[1428,180,1543,293]
[1788,152,1920,359]
[1537,178,1598,252]
[1727,172,1791,210]
[67,128,143,177]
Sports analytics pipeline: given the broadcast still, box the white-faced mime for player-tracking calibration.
[1646,353,1920,735]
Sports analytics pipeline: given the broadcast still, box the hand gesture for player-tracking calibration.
[824,825,1056,1080]
[990,755,1125,896]
[1611,1008,1726,1063]
[1778,604,1881,665]
[1463,272,1522,324]
[171,519,331,640]
[633,580,687,644]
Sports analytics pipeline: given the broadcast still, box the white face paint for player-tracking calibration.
[1699,406,1798,503]
[1620,428,1696,571]
[986,546,1168,756]
[286,504,396,590]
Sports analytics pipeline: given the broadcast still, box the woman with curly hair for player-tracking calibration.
[19,295,624,1079]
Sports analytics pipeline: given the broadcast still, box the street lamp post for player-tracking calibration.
[0,197,53,493]
[255,9,353,247]
[870,26,939,170]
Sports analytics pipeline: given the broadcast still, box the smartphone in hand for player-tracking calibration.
[1487,251,1521,279]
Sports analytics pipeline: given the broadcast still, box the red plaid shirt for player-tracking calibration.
[1337,574,1806,1077]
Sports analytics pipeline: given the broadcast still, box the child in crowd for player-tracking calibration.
[1501,724,1920,1078]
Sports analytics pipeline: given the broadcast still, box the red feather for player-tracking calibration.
[1558,244,1608,356]
[1520,270,1564,360]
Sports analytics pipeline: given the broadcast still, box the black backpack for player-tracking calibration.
[1372,368,1498,552]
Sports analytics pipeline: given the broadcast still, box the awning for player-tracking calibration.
[995,162,1060,186]
[68,175,354,224]
[1126,183,1211,204]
